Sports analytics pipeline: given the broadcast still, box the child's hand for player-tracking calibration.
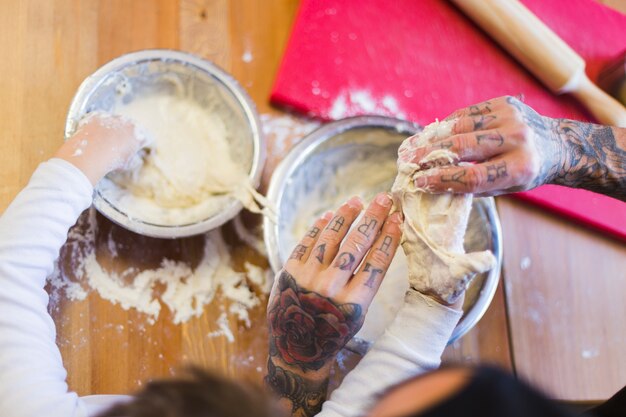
[55,112,151,186]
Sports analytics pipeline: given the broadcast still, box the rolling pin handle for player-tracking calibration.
[572,75,626,128]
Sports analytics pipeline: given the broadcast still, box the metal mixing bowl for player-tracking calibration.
[65,49,264,238]
[264,116,502,348]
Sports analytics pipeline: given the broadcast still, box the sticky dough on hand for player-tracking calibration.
[391,120,496,304]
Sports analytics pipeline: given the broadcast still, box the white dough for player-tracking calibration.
[99,94,265,226]
[391,120,496,304]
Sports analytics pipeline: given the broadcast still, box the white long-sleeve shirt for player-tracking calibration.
[0,159,461,417]
[0,159,128,417]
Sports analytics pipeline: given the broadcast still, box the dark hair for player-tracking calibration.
[98,367,276,417]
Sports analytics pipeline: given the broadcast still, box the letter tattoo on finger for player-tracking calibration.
[468,102,492,116]
[441,170,467,185]
[433,141,453,150]
[314,243,326,264]
[307,226,320,238]
[289,244,307,261]
[357,217,378,238]
[486,162,508,182]
[377,236,393,256]
[473,115,497,130]
[329,216,344,232]
[334,252,356,270]
[476,131,504,147]
[363,263,384,288]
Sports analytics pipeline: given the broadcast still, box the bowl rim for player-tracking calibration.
[263,115,502,344]
[65,49,265,238]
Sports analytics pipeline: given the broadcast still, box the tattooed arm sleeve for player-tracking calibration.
[317,292,462,417]
[547,120,626,201]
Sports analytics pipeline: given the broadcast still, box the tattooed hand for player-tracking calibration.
[408,96,626,200]
[265,193,403,417]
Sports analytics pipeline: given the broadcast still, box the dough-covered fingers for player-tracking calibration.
[410,129,512,169]
[414,158,532,196]
[55,112,150,185]
[346,212,403,304]
[308,196,364,268]
[286,211,333,266]
[329,193,393,283]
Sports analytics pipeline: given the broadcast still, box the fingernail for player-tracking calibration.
[390,212,403,224]
[375,193,392,207]
[415,176,428,189]
[346,196,363,209]
[322,210,334,220]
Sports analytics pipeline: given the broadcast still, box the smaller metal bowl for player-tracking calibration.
[65,50,264,238]
[264,116,502,348]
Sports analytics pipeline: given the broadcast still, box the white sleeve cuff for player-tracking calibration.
[318,291,462,417]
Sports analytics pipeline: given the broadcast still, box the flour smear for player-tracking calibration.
[48,208,270,340]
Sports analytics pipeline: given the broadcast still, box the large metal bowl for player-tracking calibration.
[65,50,264,238]
[264,116,502,348]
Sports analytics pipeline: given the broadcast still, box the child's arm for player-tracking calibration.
[316,291,462,417]
[0,114,145,417]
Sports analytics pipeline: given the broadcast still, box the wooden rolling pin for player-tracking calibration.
[450,0,626,127]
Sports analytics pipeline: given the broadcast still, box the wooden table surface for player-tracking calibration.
[0,0,624,404]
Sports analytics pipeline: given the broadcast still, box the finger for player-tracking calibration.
[286,211,334,266]
[329,193,393,284]
[443,96,512,121]
[414,159,516,195]
[452,113,499,134]
[410,129,510,167]
[308,196,364,268]
[346,212,403,304]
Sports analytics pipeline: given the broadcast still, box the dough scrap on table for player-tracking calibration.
[392,120,496,304]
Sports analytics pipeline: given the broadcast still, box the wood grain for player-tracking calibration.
[0,0,623,404]
[498,197,626,401]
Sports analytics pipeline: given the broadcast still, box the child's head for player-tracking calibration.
[98,367,277,417]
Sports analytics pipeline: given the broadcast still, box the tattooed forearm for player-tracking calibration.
[505,96,626,200]
[265,358,327,417]
[548,119,626,200]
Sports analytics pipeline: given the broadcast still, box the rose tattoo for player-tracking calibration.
[267,271,362,371]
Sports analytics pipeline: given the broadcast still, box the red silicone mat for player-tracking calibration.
[270,0,626,241]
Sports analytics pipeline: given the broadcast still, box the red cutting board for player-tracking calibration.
[270,0,626,241]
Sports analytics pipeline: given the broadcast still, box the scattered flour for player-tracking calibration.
[328,89,406,120]
[260,113,320,160]
[520,256,532,270]
[242,50,253,63]
[581,348,599,359]
[48,208,270,339]
[207,312,235,343]
[259,113,320,191]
